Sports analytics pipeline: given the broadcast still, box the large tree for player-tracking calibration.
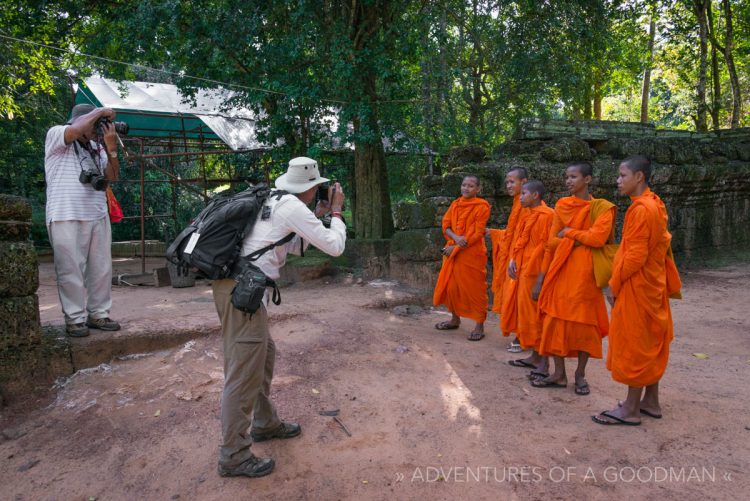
[77,0,436,239]
[707,0,743,128]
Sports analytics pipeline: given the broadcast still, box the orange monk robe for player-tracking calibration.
[501,203,555,350]
[433,197,492,324]
[537,196,615,359]
[607,188,682,387]
[488,195,529,314]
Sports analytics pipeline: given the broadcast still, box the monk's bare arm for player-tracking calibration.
[563,209,614,248]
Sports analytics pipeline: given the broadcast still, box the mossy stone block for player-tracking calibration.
[446,145,487,167]
[391,228,445,262]
[0,195,32,222]
[418,173,463,200]
[0,221,32,242]
[669,140,702,164]
[0,242,38,297]
[0,295,41,350]
[393,201,438,230]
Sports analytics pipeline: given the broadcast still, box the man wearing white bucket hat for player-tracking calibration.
[213,156,346,478]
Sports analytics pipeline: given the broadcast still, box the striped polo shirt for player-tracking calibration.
[44,125,109,224]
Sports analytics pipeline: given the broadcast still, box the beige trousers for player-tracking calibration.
[47,218,112,325]
[212,279,281,467]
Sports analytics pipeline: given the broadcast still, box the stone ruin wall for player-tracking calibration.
[390,119,750,289]
[0,195,72,404]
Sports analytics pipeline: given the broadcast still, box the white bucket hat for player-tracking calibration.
[274,157,329,194]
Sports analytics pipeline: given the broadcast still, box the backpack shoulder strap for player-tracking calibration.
[239,189,295,262]
[270,189,290,200]
[244,232,296,262]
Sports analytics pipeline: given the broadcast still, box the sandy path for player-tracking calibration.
[1,264,749,500]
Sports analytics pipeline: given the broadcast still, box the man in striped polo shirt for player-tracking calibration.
[45,104,122,337]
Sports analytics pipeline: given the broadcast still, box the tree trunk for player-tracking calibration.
[641,15,656,123]
[421,57,434,175]
[593,78,602,120]
[695,0,709,132]
[570,101,582,120]
[433,5,448,176]
[722,0,741,128]
[470,65,482,143]
[353,116,393,239]
[351,62,393,239]
[707,3,721,129]
[345,0,394,239]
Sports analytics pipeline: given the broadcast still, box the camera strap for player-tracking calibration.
[73,141,104,174]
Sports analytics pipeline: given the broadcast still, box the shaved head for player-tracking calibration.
[463,174,481,185]
[523,180,546,198]
[568,161,593,177]
[621,155,652,183]
[508,166,528,180]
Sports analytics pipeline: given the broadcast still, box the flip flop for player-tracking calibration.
[640,408,663,419]
[530,379,566,389]
[527,371,549,381]
[574,380,591,396]
[467,331,485,341]
[591,410,641,426]
[435,321,459,330]
[617,401,662,419]
[508,359,536,369]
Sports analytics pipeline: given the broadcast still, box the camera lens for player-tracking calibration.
[91,175,109,191]
[114,121,129,135]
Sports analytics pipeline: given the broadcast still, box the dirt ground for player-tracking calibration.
[1,260,749,500]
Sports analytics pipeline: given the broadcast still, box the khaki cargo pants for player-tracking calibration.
[212,279,282,467]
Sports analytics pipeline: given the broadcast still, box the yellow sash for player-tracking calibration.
[589,199,618,288]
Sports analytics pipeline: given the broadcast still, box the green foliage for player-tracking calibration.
[1,0,750,242]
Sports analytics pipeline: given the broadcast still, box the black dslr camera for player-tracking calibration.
[317,182,331,202]
[95,117,129,136]
[79,169,109,191]
[316,182,345,208]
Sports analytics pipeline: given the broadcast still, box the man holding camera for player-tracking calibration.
[44,103,122,337]
[213,156,346,478]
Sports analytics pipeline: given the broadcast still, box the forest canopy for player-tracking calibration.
[2,0,748,239]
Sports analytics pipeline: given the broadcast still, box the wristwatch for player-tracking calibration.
[107,150,118,160]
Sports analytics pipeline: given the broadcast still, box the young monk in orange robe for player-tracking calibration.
[532,162,616,396]
[433,175,492,341]
[487,167,529,352]
[505,181,554,378]
[593,155,682,426]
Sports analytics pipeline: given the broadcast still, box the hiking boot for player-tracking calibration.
[217,454,275,478]
[251,422,301,443]
[86,316,121,331]
[66,323,90,338]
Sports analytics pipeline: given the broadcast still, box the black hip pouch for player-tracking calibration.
[231,262,281,315]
